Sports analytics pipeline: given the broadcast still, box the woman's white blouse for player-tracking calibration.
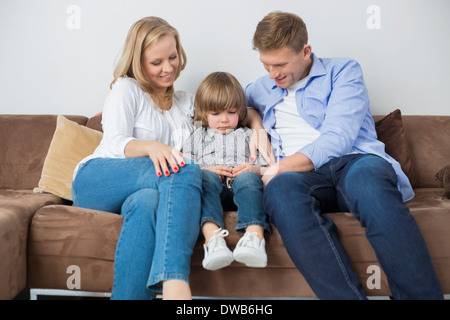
[73,77,195,178]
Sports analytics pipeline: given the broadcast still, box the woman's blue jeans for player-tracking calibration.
[72,157,202,300]
[201,170,271,233]
[264,154,443,300]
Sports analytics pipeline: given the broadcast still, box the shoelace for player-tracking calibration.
[207,228,229,251]
[236,231,259,248]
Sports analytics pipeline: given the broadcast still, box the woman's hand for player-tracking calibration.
[247,109,275,166]
[125,140,185,177]
[147,141,185,177]
[249,128,275,166]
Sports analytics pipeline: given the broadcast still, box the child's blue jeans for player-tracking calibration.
[200,170,271,233]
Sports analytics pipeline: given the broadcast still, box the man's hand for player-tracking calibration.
[260,153,315,188]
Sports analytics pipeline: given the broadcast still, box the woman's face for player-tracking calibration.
[141,34,179,95]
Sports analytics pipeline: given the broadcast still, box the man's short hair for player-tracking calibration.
[252,11,308,53]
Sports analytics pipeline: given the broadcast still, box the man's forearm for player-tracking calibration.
[277,152,315,174]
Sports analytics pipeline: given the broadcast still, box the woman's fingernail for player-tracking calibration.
[165,170,170,176]
[174,167,179,172]
[180,161,185,166]
[157,172,162,177]
[251,157,255,161]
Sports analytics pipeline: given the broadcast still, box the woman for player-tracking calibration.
[71,16,202,300]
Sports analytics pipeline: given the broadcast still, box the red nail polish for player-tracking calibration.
[165,170,170,176]
[174,167,179,172]
[180,161,185,166]
[157,172,162,177]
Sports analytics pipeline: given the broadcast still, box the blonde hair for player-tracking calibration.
[194,72,248,128]
[111,16,187,105]
[252,11,308,53]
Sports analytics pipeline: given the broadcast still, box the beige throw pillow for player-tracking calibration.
[34,115,103,200]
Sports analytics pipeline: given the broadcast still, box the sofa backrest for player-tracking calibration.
[0,115,89,189]
[401,116,450,188]
[1,113,449,190]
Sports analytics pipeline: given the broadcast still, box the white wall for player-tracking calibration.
[1,0,449,116]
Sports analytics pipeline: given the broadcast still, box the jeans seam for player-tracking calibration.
[111,197,132,297]
[336,185,360,219]
[162,174,174,280]
[71,186,79,207]
[309,186,365,300]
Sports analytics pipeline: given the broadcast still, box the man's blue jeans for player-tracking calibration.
[201,170,271,233]
[72,157,202,299]
[264,154,443,299]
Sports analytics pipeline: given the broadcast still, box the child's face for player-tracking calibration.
[207,109,239,134]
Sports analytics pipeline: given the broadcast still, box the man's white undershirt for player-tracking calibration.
[273,77,321,157]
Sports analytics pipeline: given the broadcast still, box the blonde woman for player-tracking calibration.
[72,17,201,300]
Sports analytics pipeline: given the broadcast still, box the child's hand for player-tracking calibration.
[203,166,233,180]
[232,163,261,177]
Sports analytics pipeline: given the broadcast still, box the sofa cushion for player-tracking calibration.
[401,116,450,188]
[28,205,122,292]
[86,114,103,132]
[374,109,415,186]
[27,193,450,298]
[33,115,103,200]
[0,115,88,190]
[0,190,63,299]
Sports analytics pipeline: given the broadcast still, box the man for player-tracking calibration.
[245,11,442,299]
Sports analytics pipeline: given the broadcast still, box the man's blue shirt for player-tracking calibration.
[245,53,414,202]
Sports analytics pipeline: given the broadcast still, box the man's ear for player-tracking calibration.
[303,44,312,59]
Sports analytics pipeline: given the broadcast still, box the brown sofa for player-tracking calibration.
[1,112,449,300]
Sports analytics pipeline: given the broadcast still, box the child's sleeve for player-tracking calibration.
[181,130,197,165]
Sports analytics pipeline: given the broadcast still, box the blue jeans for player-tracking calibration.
[264,154,443,300]
[201,170,271,233]
[72,157,202,300]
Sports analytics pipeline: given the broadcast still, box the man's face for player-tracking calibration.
[259,45,312,89]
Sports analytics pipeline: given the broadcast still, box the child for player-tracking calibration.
[182,72,271,271]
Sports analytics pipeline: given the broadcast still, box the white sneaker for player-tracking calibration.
[202,229,234,271]
[233,231,267,268]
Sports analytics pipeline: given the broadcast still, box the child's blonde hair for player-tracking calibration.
[194,72,248,128]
